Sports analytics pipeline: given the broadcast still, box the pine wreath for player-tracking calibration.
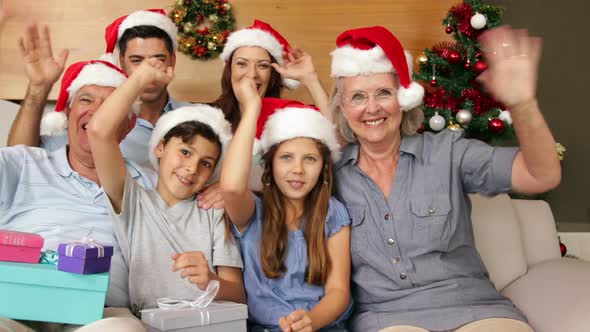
[170,0,236,60]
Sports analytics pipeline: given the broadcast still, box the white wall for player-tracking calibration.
[0,100,19,147]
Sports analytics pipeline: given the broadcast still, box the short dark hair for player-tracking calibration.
[162,121,222,160]
[118,25,174,56]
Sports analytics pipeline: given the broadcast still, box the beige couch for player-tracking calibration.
[471,194,590,332]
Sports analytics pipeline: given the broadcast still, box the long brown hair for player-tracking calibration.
[259,139,334,285]
[212,50,283,132]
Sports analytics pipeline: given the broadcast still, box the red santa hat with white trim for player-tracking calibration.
[148,104,233,182]
[40,60,128,136]
[101,9,178,65]
[330,26,424,111]
[219,20,300,90]
[257,98,341,162]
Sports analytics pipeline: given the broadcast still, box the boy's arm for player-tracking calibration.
[88,58,173,212]
[219,76,259,230]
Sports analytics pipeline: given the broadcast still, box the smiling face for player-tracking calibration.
[339,72,402,146]
[66,85,133,163]
[155,135,221,207]
[119,37,175,103]
[230,46,273,97]
[271,137,324,207]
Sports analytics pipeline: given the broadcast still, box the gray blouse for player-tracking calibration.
[334,130,527,331]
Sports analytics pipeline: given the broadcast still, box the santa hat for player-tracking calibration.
[257,98,341,162]
[330,26,424,111]
[219,20,300,90]
[148,104,233,181]
[40,60,128,136]
[101,9,178,64]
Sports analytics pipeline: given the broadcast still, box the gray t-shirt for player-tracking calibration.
[108,175,243,316]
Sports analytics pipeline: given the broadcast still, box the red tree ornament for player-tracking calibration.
[448,50,462,64]
[430,78,438,87]
[473,60,488,73]
[489,118,505,133]
[464,60,472,70]
[445,26,453,34]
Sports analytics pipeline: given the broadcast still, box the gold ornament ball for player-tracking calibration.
[448,123,462,131]
[223,3,231,10]
[207,41,217,50]
[176,0,183,5]
[209,14,219,23]
[213,36,218,40]
[183,23,193,33]
[417,54,429,66]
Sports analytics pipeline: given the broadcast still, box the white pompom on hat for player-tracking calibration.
[219,19,300,90]
[148,104,233,182]
[40,60,128,136]
[257,97,341,162]
[330,26,424,111]
[102,9,178,65]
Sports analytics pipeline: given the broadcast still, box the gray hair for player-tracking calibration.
[330,75,424,144]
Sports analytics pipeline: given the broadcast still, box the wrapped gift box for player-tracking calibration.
[0,230,44,263]
[0,261,109,325]
[141,301,248,332]
[57,241,113,274]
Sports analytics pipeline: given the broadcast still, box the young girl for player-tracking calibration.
[87,58,245,316]
[220,77,352,332]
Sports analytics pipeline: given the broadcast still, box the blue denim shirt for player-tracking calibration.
[232,196,353,331]
[334,130,526,331]
[41,95,191,166]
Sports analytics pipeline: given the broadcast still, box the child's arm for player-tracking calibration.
[87,58,173,212]
[280,227,352,332]
[219,76,260,231]
[172,252,246,303]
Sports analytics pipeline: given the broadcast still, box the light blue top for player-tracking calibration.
[0,145,157,308]
[232,195,353,331]
[41,95,191,165]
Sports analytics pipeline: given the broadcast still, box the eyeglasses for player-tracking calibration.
[341,88,396,108]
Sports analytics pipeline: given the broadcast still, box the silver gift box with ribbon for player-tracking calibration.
[141,301,247,332]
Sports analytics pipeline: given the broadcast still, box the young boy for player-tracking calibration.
[87,58,244,315]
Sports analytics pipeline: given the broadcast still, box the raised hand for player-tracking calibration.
[477,26,542,108]
[233,75,261,113]
[133,57,175,88]
[271,47,319,85]
[18,24,69,89]
[172,251,215,291]
[279,309,313,332]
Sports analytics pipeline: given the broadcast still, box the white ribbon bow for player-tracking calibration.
[65,236,105,258]
[156,279,220,310]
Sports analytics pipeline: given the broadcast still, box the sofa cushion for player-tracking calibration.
[0,99,19,148]
[512,199,561,266]
[502,258,590,332]
[470,193,528,291]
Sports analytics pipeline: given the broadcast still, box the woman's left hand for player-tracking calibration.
[477,26,542,108]
[197,182,224,209]
[272,47,319,85]
[279,309,313,332]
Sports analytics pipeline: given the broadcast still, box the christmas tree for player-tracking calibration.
[414,0,516,145]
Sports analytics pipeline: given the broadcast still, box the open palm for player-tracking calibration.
[18,24,68,87]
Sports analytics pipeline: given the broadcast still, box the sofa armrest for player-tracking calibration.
[512,199,561,266]
[502,258,590,332]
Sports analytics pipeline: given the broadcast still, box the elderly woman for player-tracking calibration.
[330,26,560,332]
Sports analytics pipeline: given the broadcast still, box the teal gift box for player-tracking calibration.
[0,261,109,325]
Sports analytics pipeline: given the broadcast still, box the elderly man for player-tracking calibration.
[7,9,188,165]
[0,59,152,332]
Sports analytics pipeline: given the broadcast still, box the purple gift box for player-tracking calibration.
[57,240,113,274]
